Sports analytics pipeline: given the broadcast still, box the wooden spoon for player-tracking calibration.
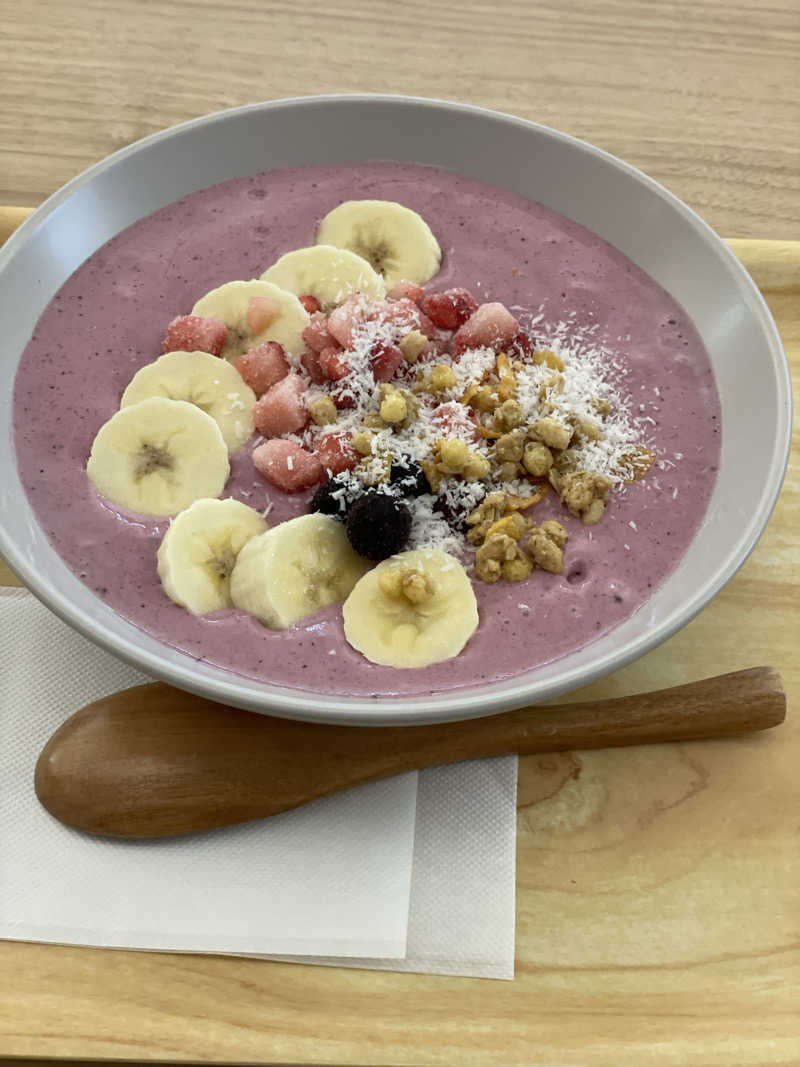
[35,666,785,839]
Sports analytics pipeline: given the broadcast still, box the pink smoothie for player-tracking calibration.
[13,162,720,697]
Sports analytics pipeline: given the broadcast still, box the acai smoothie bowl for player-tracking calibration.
[0,96,790,725]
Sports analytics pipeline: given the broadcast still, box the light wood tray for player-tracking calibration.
[1,208,798,1066]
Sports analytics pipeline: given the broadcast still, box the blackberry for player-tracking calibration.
[346,491,413,561]
[389,457,431,498]
[310,475,360,521]
[432,494,470,535]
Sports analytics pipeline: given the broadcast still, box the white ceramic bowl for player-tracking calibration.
[0,95,791,724]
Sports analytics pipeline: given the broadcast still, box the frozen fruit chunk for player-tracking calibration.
[300,347,326,385]
[252,373,308,437]
[319,344,351,381]
[246,295,282,334]
[370,340,404,382]
[453,302,519,355]
[315,432,358,475]
[421,288,479,330]
[162,315,228,357]
[432,400,480,440]
[299,293,322,314]
[302,312,336,353]
[327,295,366,347]
[376,298,436,338]
[387,279,425,303]
[510,329,533,357]
[234,341,289,396]
[252,439,323,492]
[331,383,355,409]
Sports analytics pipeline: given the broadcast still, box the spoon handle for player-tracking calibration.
[35,666,785,838]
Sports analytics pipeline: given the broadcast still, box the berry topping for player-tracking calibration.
[432,495,471,535]
[299,293,322,314]
[389,458,431,498]
[311,474,362,519]
[234,341,289,396]
[252,439,323,492]
[421,288,479,330]
[246,295,282,334]
[432,400,480,440]
[452,302,519,355]
[345,491,413,561]
[162,315,228,357]
[315,431,358,475]
[302,312,336,353]
[300,347,326,384]
[327,295,365,347]
[330,384,356,409]
[318,344,351,381]
[252,372,308,437]
[369,340,405,382]
[510,329,533,357]
[387,279,425,303]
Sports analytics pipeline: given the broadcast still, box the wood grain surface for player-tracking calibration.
[1,195,799,1062]
[1,0,798,239]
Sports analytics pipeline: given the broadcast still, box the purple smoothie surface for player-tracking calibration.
[13,162,720,697]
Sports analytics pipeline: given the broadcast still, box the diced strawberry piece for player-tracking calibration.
[299,293,322,314]
[510,329,533,358]
[416,309,437,339]
[315,432,358,475]
[370,340,404,382]
[318,344,351,381]
[246,295,282,334]
[252,439,323,492]
[418,338,441,362]
[330,384,355,410]
[234,341,289,396]
[300,348,326,385]
[387,279,425,303]
[432,401,480,441]
[453,302,519,355]
[302,312,336,353]
[252,373,308,437]
[162,315,228,357]
[327,295,366,347]
[375,298,436,339]
[421,288,479,330]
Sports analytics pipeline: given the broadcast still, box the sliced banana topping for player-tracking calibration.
[230,513,370,630]
[315,200,442,288]
[343,548,478,668]
[157,497,268,615]
[260,245,386,310]
[192,280,309,359]
[121,350,256,453]
[86,397,229,516]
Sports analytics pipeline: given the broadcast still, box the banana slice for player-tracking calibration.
[157,497,268,614]
[87,397,229,516]
[191,280,309,359]
[315,200,442,288]
[230,513,370,630]
[259,245,386,309]
[121,350,256,454]
[343,548,478,668]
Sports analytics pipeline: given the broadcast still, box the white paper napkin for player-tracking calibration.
[0,588,517,978]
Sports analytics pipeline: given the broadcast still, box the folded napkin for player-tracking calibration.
[0,588,517,978]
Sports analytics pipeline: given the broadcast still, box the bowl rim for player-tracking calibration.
[0,93,792,724]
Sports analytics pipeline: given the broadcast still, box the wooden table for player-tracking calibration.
[1,1,799,1063]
